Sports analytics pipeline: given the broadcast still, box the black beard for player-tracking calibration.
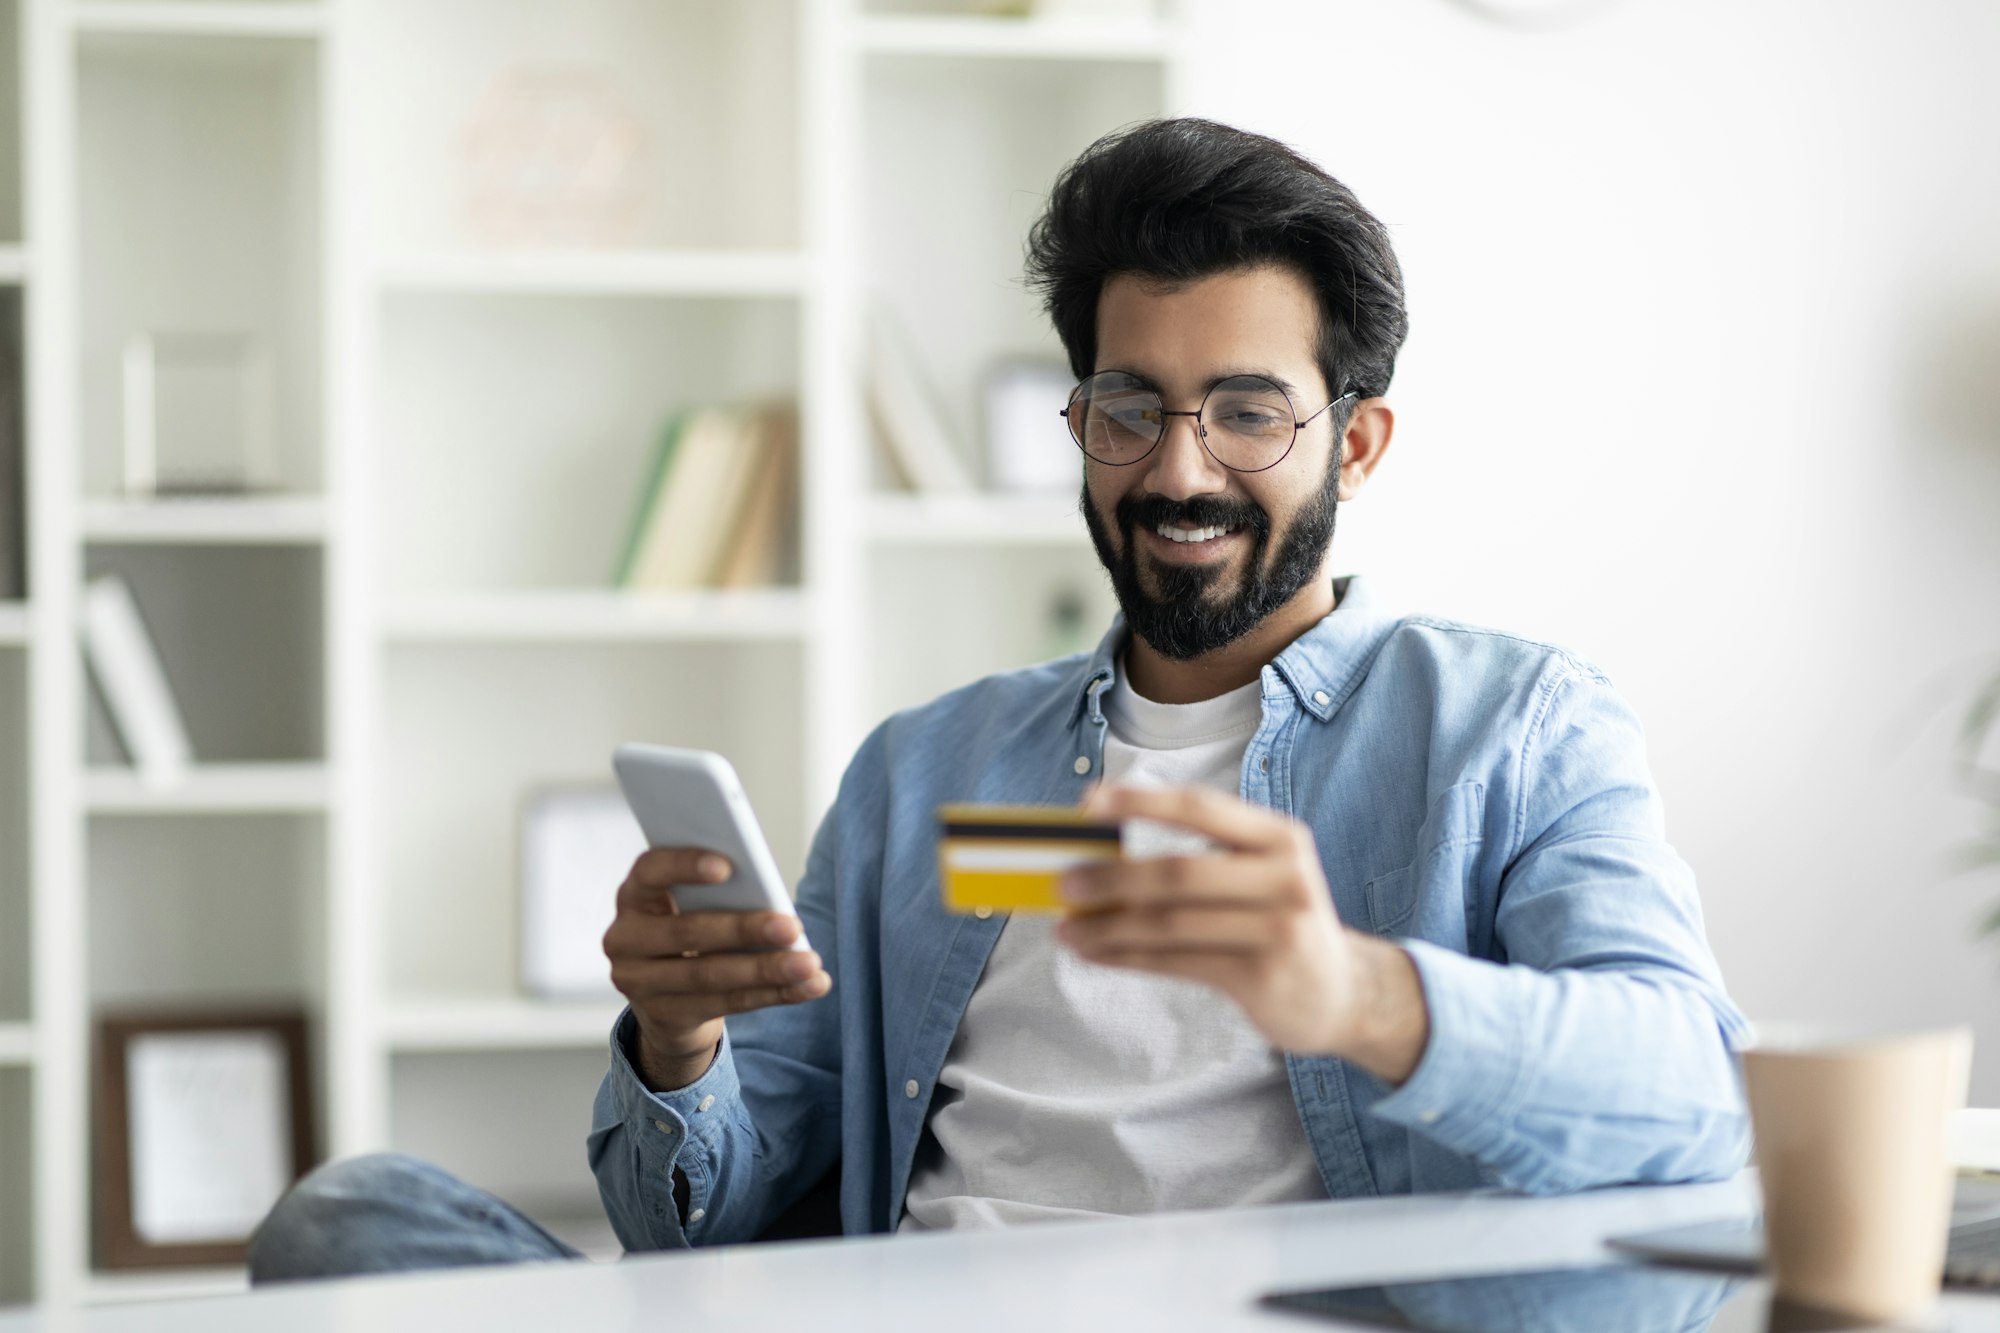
[1080,449,1341,662]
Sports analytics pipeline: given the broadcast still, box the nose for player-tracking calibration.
[1140,410,1229,500]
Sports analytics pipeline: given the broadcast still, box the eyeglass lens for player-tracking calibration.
[1065,371,1299,469]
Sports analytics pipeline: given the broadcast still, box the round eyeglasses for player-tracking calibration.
[1061,370,1357,473]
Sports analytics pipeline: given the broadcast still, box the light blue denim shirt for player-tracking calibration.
[589,577,1750,1248]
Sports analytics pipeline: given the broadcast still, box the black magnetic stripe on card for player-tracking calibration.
[939,821,1121,843]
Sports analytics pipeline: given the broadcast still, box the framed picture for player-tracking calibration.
[94,1011,315,1269]
[518,784,646,999]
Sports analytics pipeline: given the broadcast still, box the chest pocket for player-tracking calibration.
[1361,781,1485,937]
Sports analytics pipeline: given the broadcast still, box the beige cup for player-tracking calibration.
[1741,1023,1973,1323]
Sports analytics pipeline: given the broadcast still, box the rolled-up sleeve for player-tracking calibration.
[588,1014,749,1250]
[588,764,852,1248]
[1370,669,1751,1194]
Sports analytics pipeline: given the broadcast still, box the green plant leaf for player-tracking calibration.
[1976,900,2000,939]
[1957,668,2000,804]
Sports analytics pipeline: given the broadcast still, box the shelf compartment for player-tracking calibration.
[358,0,799,254]
[865,542,1116,728]
[84,545,324,766]
[864,53,1164,478]
[69,3,328,39]
[374,249,807,299]
[858,14,1173,61]
[0,1023,29,1065]
[80,495,327,545]
[865,492,1088,546]
[0,246,26,284]
[0,1068,27,1305]
[0,604,24,643]
[378,292,799,597]
[88,812,326,1009]
[0,649,25,1023]
[381,641,804,1000]
[380,589,809,645]
[0,4,19,247]
[77,27,324,498]
[83,761,329,814]
[381,997,622,1053]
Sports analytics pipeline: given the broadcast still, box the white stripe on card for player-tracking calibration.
[943,845,1112,872]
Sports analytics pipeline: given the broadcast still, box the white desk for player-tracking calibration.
[6,1175,1999,1332]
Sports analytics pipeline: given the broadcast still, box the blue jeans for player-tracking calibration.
[248,1154,583,1284]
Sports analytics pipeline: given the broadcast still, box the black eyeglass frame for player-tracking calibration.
[1059,371,1360,474]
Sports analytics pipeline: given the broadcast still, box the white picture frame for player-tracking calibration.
[519,785,647,999]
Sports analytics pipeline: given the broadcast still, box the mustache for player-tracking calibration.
[1114,492,1270,537]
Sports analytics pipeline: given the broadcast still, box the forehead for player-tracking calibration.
[1093,265,1322,389]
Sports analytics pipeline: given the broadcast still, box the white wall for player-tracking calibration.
[1185,0,2000,1098]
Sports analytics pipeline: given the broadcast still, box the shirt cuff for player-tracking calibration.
[1367,940,1528,1160]
[606,1009,745,1242]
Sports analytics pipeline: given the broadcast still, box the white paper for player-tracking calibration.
[127,1030,292,1246]
[985,361,1081,493]
[520,788,648,998]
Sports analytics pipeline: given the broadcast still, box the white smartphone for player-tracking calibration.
[611,743,809,953]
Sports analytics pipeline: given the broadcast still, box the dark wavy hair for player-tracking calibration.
[1025,118,1409,404]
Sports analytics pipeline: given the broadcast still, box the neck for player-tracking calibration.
[1122,572,1340,705]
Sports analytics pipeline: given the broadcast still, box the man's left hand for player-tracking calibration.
[1057,784,1430,1084]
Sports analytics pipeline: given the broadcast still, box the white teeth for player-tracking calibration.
[1155,523,1233,544]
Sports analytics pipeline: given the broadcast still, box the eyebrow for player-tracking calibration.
[1109,367,1307,400]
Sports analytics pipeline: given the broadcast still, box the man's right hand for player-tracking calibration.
[603,848,831,1092]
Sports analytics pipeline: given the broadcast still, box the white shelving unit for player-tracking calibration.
[6,0,1186,1311]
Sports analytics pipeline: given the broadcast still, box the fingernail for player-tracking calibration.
[764,917,796,944]
[784,954,815,979]
[1058,872,1095,902]
[701,855,730,881]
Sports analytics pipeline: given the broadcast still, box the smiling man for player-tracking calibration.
[249,118,1748,1278]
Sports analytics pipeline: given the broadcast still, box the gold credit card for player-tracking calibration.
[937,804,1122,914]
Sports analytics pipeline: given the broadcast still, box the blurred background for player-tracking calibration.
[0,0,1996,1312]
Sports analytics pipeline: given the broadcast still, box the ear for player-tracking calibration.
[1336,398,1394,501]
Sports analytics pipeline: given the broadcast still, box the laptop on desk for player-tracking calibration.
[1607,1173,2000,1289]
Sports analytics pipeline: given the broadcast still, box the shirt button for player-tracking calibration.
[1313,690,1331,707]
[1073,755,1091,775]
[696,1095,715,1113]
[1418,1109,1442,1125]
[1259,756,1270,772]
[688,1208,706,1223]
[973,906,992,920]
[652,1120,674,1135]
[904,1079,920,1099]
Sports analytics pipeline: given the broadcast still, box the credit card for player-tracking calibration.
[936,804,1122,914]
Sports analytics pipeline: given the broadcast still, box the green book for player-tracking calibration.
[612,410,690,588]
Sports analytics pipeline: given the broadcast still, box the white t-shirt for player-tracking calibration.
[899,665,1326,1230]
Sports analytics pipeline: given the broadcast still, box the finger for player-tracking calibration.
[1075,946,1248,992]
[1060,852,1287,911]
[1081,784,1294,851]
[605,909,800,959]
[1059,905,1284,955]
[612,949,824,999]
[643,973,832,1026]
[616,848,734,914]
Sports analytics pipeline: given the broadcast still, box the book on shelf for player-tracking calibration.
[615,402,799,593]
[715,406,799,589]
[82,576,195,786]
[867,302,975,495]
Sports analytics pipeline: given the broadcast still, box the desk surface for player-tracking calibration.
[6,1175,1999,1332]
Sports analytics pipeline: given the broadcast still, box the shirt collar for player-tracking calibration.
[1066,575,1401,729]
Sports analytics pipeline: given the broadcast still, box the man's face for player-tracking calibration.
[1080,265,1344,661]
